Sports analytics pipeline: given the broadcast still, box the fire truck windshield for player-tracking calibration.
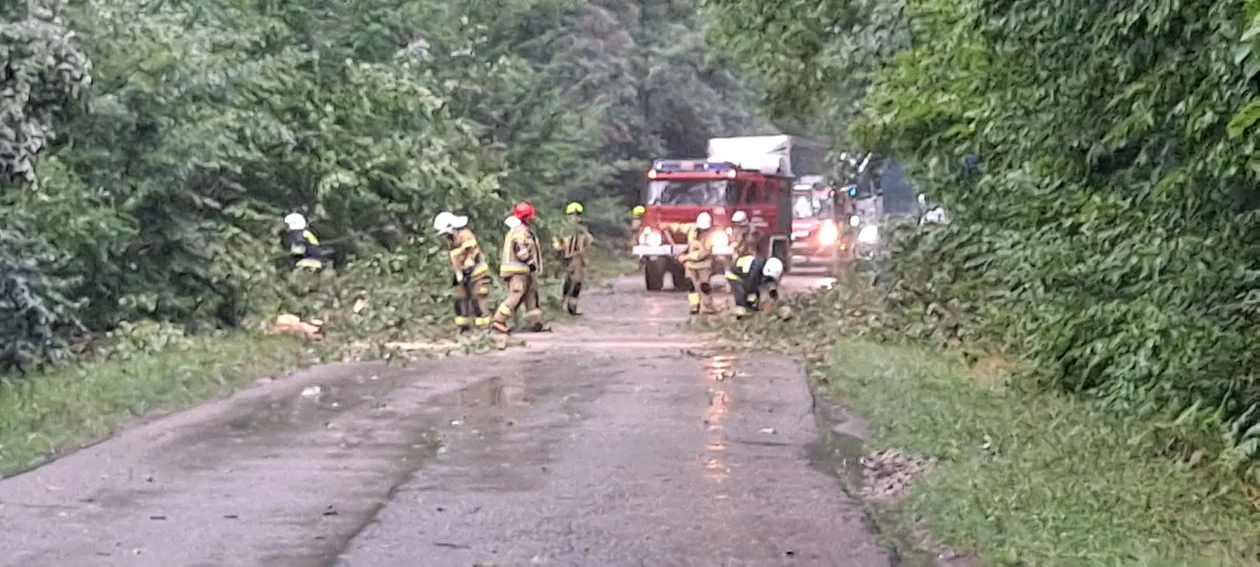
[793,193,833,219]
[647,180,735,206]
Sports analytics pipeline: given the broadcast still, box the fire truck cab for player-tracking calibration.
[632,158,795,291]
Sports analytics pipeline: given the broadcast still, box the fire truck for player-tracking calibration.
[631,136,796,291]
[789,177,857,273]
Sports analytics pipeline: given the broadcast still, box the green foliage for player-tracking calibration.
[0,0,763,371]
[712,289,1260,563]
[706,0,1260,478]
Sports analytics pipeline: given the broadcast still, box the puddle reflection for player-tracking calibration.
[702,354,737,483]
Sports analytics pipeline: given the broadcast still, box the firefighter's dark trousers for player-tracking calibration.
[561,257,587,315]
[453,273,492,330]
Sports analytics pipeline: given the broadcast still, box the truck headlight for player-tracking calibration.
[849,215,861,227]
[857,225,878,244]
[818,221,839,245]
[645,230,662,247]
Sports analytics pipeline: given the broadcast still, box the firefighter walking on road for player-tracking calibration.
[555,201,596,316]
[678,212,716,315]
[434,211,492,332]
[491,202,547,333]
[725,255,784,319]
[730,210,759,257]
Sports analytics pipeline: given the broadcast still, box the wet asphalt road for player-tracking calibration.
[0,268,891,567]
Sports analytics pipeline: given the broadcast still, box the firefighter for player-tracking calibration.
[434,211,492,332]
[555,201,596,315]
[282,213,324,270]
[677,211,716,315]
[629,205,646,250]
[491,201,547,333]
[725,255,784,319]
[730,210,759,257]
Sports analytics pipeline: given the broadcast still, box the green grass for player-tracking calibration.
[0,333,310,476]
[821,341,1260,566]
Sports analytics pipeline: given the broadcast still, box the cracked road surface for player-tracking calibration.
[0,270,891,566]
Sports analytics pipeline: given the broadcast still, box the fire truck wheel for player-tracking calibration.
[644,259,665,291]
[669,262,689,292]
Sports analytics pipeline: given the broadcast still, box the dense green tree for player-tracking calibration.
[705,0,1260,475]
[0,0,764,369]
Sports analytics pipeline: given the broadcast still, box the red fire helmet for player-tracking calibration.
[513,201,536,223]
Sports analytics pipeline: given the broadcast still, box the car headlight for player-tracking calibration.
[849,215,861,227]
[857,225,878,244]
[645,230,662,247]
[710,230,729,249]
[817,221,839,245]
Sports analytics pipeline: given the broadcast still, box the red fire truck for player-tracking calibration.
[631,145,795,291]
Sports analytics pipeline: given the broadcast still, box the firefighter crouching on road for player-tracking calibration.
[491,202,548,333]
[725,255,784,319]
[283,213,325,270]
[434,211,492,332]
[555,202,596,316]
[730,210,759,257]
[678,212,716,315]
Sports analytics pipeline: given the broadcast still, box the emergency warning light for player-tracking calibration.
[847,186,858,197]
[651,160,735,173]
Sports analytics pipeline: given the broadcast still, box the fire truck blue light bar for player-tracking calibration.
[651,160,735,173]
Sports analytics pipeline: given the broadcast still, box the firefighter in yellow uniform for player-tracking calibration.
[434,211,492,331]
[730,210,760,257]
[491,202,547,333]
[282,213,325,270]
[677,211,716,315]
[555,202,596,315]
[629,205,645,249]
[725,255,784,319]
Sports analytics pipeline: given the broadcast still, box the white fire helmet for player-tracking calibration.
[695,212,713,230]
[432,211,456,234]
[504,215,522,229]
[731,210,748,224]
[284,213,306,231]
[763,257,784,281]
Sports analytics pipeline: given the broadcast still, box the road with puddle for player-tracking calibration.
[0,269,892,566]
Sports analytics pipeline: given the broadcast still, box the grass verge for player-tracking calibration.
[0,332,312,476]
[820,341,1260,565]
[708,278,1260,565]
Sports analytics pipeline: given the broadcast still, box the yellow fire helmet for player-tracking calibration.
[565,201,584,215]
[632,205,646,217]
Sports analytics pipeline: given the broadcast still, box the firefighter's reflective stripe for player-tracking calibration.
[304,230,320,245]
[454,316,472,326]
[474,316,491,328]
[449,229,491,278]
[684,228,713,270]
[296,258,323,270]
[499,227,533,275]
[726,255,756,280]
